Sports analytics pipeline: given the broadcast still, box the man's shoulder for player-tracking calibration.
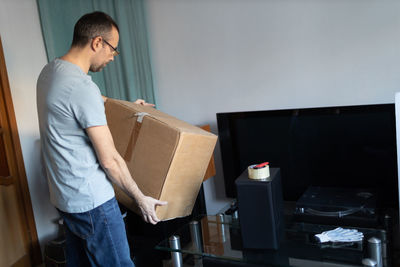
[43,59,95,87]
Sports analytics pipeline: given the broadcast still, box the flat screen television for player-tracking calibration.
[217,104,399,211]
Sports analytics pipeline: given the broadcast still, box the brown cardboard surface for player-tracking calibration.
[105,99,217,220]
[200,125,216,181]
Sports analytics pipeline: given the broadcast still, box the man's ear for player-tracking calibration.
[91,36,102,52]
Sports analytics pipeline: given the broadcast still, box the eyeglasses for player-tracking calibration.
[102,39,120,56]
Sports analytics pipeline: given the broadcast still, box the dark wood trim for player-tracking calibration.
[0,175,14,185]
[12,254,31,267]
[0,36,42,265]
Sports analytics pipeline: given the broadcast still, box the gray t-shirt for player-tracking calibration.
[37,59,114,213]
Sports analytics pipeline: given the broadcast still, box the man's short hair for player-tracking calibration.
[71,11,119,47]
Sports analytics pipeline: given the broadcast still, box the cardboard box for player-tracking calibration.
[200,125,216,181]
[105,99,218,220]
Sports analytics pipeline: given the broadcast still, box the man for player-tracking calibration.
[37,11,166,266]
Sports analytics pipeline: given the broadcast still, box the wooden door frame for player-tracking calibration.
[0,36,42,265]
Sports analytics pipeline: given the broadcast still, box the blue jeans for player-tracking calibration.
[58,197,135,267]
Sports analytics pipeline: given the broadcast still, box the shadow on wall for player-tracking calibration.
[209,122,231,202]
[29,138,59,255]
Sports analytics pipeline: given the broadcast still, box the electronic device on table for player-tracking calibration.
[294,186,379,228]
[216,104,399,228]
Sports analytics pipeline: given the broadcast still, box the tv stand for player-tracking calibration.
[155,214,399,267]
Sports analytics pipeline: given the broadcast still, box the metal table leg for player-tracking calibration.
[169,235,183,267]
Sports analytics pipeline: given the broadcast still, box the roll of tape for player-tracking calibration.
[248,164,270,180]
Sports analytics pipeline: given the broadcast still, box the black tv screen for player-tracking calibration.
[217,104,398,209]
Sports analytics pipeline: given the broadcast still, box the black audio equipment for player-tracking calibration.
[235,168,284,249]
[294,186,379,228]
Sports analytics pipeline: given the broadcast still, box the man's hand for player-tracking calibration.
[137,196,168,224]
[134,98,155,107]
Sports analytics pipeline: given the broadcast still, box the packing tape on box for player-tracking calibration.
[135,112,149,123]
[248,163,270,180]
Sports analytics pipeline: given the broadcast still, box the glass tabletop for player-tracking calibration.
[155,215,389,267]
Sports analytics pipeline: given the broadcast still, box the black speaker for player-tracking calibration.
[235,168,284,250]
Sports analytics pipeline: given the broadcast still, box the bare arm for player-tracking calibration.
[86,125,167,224]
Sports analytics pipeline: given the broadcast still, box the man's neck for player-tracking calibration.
[60,47,91,74]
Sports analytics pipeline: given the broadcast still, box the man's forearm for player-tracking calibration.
[102,153,145,202]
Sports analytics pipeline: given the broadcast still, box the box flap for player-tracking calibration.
[156,132,218,219]
[110,99,216,137]
[105,100,139,158]
[128,116,180,199]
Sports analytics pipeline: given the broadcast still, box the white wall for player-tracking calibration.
[145,0,400,214]
[0,0,59,255]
